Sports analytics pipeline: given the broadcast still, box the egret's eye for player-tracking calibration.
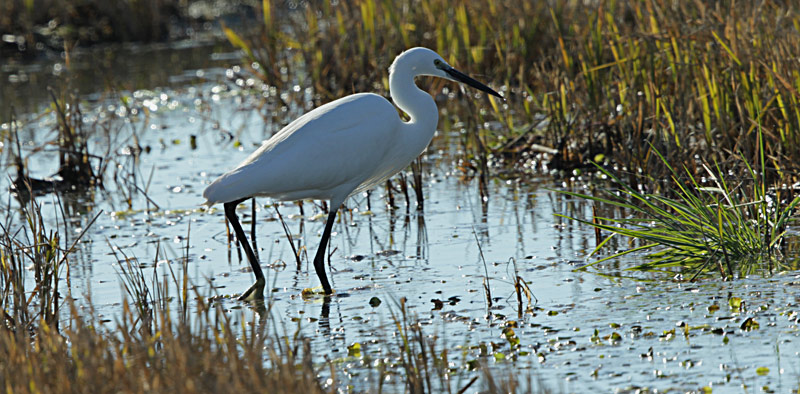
[433,59,443,68]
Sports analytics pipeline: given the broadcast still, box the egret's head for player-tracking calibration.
[390,47,503,99]
[390,47,452,79]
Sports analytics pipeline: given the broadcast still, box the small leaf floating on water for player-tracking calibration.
[347,342,361,358]
[590,329,601,344]
[740,317,759,331]
[431,299,444,310]
[729,296,743,310]
[640,347,653,359]
[756,366,769,375]
[368,296,381,307]
[376,249,401,257]
[300,287,317,300]
[502,327,520,347]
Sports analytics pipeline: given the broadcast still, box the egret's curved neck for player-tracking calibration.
[389,69,438,136]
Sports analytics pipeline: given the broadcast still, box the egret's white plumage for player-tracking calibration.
[204,94,400,205]
[204,47,501,299]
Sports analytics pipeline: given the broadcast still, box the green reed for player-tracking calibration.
[558,127,800,278]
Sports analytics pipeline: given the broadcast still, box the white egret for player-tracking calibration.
[204,47,502,300]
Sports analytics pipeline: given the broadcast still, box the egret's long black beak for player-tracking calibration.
[443,66,503,99]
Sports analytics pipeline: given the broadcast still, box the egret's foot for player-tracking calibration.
[238,277,266,301]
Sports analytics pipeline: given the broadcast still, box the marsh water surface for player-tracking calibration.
[3,43,800,393]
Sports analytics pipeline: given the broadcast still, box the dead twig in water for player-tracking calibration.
[472,227,492,309]
[510,257,536,318]
[275,205,302,270]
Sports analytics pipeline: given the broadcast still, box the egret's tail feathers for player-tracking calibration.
[202,176,227,205]
[203,169,253,205]
[202,181,220,205]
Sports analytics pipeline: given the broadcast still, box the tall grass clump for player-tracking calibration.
[540,0,800,186]
[0,202,326,393]
[559,133,800,279]
[0,198,66,332]
[0,288,327,393]
[222,0,800,190]
[9,86,108,202]
[0,189,101,333]
[0,186,317,392]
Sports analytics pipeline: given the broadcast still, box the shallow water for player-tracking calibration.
[0,37,235,123]
[3,46,800,393]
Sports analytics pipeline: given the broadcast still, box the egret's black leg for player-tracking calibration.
[224,199,265,300]
[313,208,338,295]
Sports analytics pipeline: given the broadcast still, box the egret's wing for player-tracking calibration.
[204,93,401,204]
